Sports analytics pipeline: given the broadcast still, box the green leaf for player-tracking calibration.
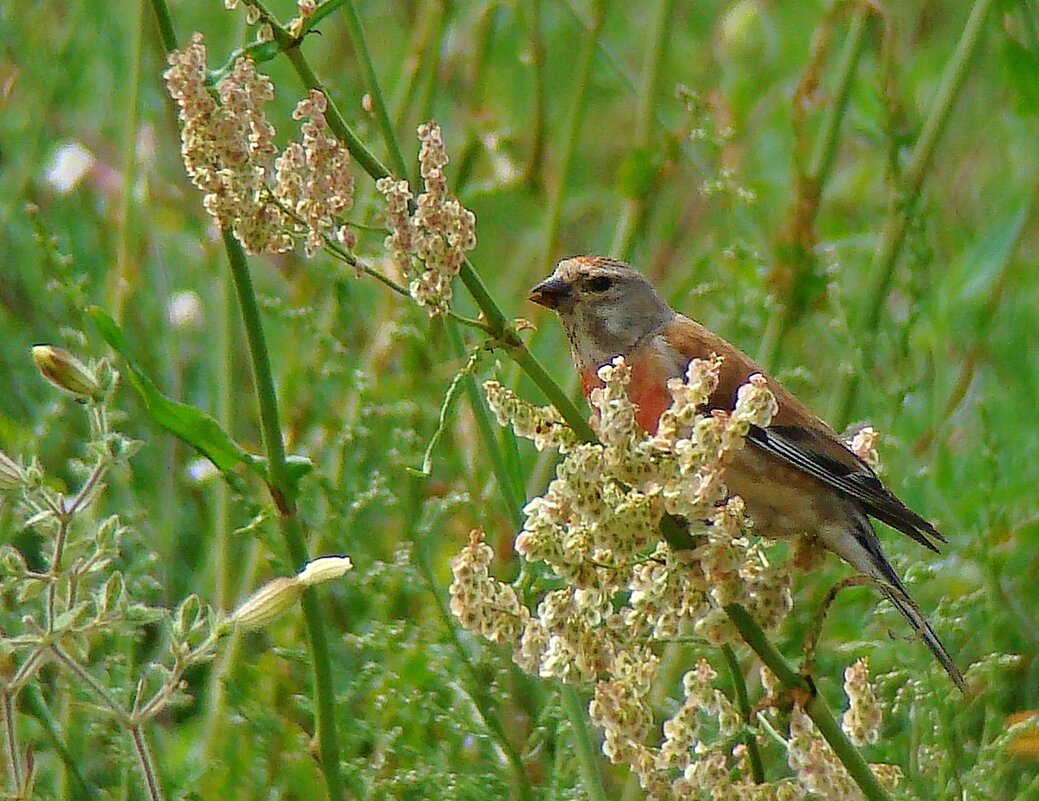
[87,306,257,474]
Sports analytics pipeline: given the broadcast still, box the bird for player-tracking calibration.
[528,254,966,692]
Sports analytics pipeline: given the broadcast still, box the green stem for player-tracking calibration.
[446,324,524,522]
[20,685,98,800]
[110,0,145,323]
[542,0,607,266]
[724,604,892,801]
[506,340,596,442]
[758,6,870,368]
[808,7,870,187]
[521,0,547,189]
[221,231,346,801]
[274,30,389,180]
[411,523,535,801]
[129,725,165,801]
[722,644,765,784]
[831,0,995,428]
[342,0,409,178]
[611,0,675,259]
[147,0,177,53]
[1,691,22,795]
[560,687,609,801]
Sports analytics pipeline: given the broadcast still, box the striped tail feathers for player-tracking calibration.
[821,515,967,693]
[875,577,968,694]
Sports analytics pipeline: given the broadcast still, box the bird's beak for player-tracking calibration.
[528,277,571,310]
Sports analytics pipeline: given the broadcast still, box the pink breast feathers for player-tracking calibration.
[580,353,674,435]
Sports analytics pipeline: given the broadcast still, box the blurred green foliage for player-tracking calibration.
[1,0,1038,798]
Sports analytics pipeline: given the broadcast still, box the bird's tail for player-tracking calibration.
[875,576,967,693]
[825,515,967,693]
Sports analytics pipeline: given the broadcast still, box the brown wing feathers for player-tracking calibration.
[668,315,945,552]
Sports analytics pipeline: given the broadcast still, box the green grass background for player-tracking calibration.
[1,0,1038,798]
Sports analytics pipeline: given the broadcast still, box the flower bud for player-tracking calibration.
[231,555,352,632]
[0,450,26,490]
[231,577,302,632]
[31,345,102,400]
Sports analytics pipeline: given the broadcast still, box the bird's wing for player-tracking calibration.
[661,315,945,551]
[744,424,945,551]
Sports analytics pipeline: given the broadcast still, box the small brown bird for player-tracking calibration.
[529,255,965,691]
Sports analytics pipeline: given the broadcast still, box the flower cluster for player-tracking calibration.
[164,34,354,256]
[841,658,882,747]
[483,380,576,452]
[452,356,805,798]
[376,122,477,314]
[787,702,901,801]
[274,90,355,256]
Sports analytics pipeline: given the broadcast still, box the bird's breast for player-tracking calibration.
[580,335,685,434]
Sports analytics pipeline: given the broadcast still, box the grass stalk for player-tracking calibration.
[220,231,347,801]
[722,644,766,783]
[758,5,870,368]
[541,0,607,268]
[561,687,609,801]
[831,0,996,428]
[342,0,409,179]
[109,0,145,324]
[611,0,676,260]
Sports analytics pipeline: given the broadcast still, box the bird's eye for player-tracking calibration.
[587,276,613,292]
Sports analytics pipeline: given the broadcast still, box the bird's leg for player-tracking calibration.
[801,575,874,677]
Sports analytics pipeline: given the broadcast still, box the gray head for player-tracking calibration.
[528,256,674,368]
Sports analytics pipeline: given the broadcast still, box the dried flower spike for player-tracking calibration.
[376,122,477,314]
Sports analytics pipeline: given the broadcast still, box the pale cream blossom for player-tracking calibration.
[451,359,802,792]
[376,122,477,314]
[164,35,353,256]
[842,658,882,746]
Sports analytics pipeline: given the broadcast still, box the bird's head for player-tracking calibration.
[529,256,674,368]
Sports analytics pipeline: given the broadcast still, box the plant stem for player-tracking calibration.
[221,231,347,801]
[148,0,177,53]
[724,604,892,801]
[110,0,145,324]
[561,687,609,801]
[130,725,165,801]
[759,5,870,368]
[342,0,409,179]
[541,0,607,269]
[831,0,996,428]
[1,691,22,795]
[446,324,524,521]
[722,644,765,784]
[280,36,390,181]
[410,522,535,801]
[521,0,547,189]
[20,684,98,800]
[611,0,675,260]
